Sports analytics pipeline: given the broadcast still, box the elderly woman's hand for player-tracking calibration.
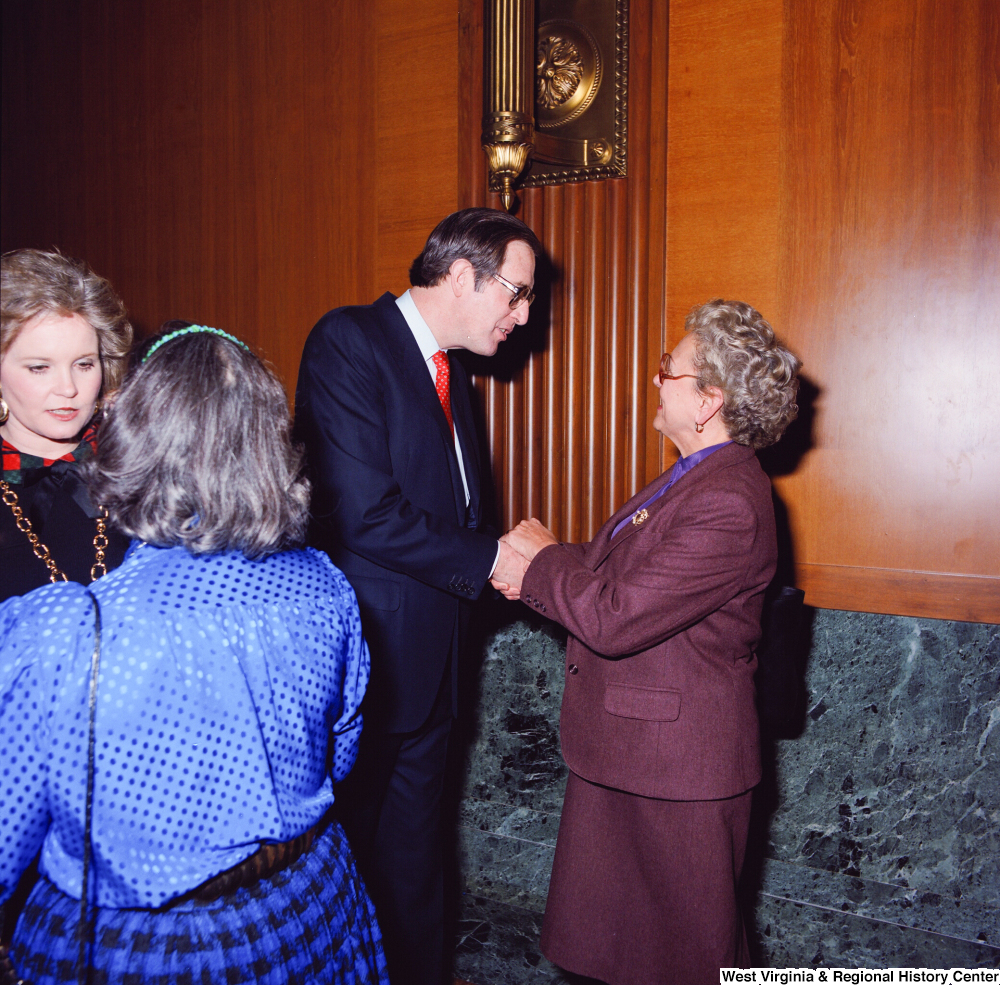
[505,518,558,562]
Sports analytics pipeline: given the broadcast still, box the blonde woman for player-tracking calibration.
[1,249,133,599]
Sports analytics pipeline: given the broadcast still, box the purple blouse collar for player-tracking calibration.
[611,440,733,539]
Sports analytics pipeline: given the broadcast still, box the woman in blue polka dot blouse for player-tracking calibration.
[0,326,389,984]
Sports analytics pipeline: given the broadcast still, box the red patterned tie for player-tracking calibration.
[431,350,454,436]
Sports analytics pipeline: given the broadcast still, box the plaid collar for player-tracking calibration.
[2,423,98,484]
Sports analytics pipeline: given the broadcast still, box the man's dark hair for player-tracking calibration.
[409,207,542,289]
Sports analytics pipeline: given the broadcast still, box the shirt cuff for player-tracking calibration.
[489,542,501,579]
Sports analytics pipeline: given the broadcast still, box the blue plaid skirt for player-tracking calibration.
[10,821,389,985]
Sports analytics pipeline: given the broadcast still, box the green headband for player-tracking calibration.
[142,325,250,363]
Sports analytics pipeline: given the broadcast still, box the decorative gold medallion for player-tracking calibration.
[536,20,602,129]
[631,508,649,526]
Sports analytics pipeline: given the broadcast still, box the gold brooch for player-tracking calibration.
[632,509,649,526]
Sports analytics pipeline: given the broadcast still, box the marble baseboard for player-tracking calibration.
[452,609,1000,983]
[459,798,560,850]
[453,894,566,985]
[459,615,569,815]
[458,801,558,912]
[454,819,999,976]
[450,885,998,985]
[750,893,999,969]
[753,858,998,949]
[761,612,1000,912]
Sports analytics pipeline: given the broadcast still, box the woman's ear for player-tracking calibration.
[699,386,725,425]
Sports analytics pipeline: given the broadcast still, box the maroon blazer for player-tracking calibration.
[520,441,776,801]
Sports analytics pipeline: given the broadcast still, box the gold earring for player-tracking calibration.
[0,392,8,426]
[695,421,704,433]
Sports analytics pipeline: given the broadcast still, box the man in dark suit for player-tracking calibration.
[294,208,541,985]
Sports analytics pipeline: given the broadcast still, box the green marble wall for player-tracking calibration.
[449,606,1000,982]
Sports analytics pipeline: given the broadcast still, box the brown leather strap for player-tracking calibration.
[182,820,322,904]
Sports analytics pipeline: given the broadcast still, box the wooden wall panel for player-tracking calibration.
[376,0,461,292]
[7,0,995,622]
[777,0,1000,619]
[460,0,669,544]
[464,0,997,621]
[665,0,783,338]
[1,0,460,392]
[665,0,999,621]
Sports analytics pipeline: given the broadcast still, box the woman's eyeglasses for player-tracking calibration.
[492,272,535,309]
[656,352,699,386]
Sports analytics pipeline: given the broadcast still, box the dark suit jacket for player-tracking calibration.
[294,292,498,732]
[521,441,776,801]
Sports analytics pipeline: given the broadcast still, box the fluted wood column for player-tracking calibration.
[462,0,668,543]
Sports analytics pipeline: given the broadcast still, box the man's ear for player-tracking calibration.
[447,258,477,298]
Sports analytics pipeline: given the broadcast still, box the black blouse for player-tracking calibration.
[1,439,129,601]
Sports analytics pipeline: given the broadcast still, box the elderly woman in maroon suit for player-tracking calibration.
[497,300,801,984]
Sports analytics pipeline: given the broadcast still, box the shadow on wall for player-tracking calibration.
[460,255,557,384]
[754,372,821,743]
[741,597,817,965]
[758,374,819,483]
[741,373,819,960]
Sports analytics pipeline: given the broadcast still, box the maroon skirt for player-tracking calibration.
[540,771,752,985]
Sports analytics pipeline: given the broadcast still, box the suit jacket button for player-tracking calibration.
[568,664,578,674]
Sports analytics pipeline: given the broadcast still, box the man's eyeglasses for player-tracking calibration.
[656,351,699,386]
[493,272,535,309]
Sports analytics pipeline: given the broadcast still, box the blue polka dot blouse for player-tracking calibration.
[0,543,370,909]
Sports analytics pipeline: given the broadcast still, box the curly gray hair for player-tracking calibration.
[1,248,133,394]
[686,299,800,450]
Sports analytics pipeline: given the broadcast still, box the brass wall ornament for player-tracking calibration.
[483,0,628,206]
[482,0,536,211]
[536,20,602,128]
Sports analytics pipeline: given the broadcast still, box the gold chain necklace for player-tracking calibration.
[1,478,108,583]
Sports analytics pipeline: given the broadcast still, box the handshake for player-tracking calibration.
[490,518,559,601]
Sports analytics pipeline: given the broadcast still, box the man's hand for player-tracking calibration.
[504,518,558,562]
[491,538,530,600]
